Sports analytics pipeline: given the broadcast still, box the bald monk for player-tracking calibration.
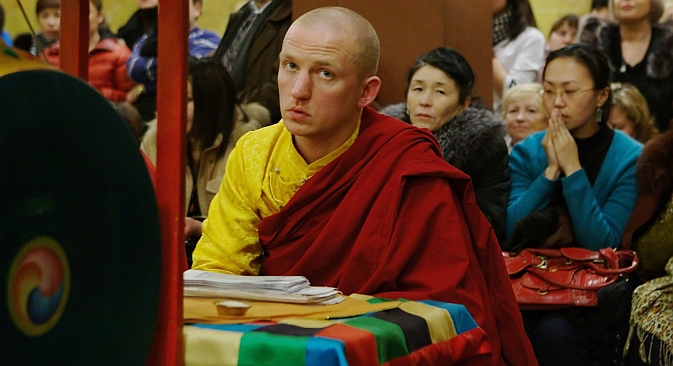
[192,7,537,365]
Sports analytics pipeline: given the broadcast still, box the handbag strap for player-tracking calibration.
[525,250,638,291]
[527,267,619,290]
[527,247,639,274]
[585,250,638,275]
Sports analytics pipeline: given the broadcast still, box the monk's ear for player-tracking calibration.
[357,76,381,109]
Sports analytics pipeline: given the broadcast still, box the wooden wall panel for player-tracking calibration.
[343,0,445,106]
[446,1,493,107]
[292,0,492,108]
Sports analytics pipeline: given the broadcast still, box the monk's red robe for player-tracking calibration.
[258,106,537,366]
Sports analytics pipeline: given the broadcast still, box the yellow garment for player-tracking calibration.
[0,41,53,77]
[183,295,400,324]
[140,102,271,216]
[191,119,360,275]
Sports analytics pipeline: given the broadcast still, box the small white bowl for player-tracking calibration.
[214,300,251,316]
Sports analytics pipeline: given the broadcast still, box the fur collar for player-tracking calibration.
[637,130,673,194]
[378,103,505,169]
[433,104,505,170]
[599,24,673,79]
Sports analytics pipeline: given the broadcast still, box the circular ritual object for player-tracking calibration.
[0,69,162,365]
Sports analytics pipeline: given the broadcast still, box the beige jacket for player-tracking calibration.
[141,102,270,215]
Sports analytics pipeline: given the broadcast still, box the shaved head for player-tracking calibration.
[292,7,380,79]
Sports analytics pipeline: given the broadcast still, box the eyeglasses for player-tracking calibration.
[540,88,595,100]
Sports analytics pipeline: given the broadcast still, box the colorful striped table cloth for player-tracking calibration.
[183,297,491,365]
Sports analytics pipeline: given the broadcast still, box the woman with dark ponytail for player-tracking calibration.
[140,58,270,267]
[507,43,643,365]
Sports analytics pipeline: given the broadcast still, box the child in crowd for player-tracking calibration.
[31,0,60,57]
[44,0,135,102]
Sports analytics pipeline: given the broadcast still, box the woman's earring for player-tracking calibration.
[405,108,410,115]
[596,108,603,123]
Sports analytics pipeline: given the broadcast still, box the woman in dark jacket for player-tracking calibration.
[380,47,510,244]
[580,0,672,132]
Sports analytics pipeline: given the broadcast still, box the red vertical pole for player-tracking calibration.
[59,0,88,79]
[146,0,187,364]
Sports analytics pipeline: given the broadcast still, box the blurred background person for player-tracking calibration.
[577,0,611,41]
[492,0,546,113]
[126,0,220,121]
[123,0,159,121]
[140,57,270,267]
[117,0,158,49]
[502,82,549,151]
[12,33,33,53]
[581,0,672,133]
[213,0,292,125]
[380,47,510,244]
[186,0,221,58]
[540,14,579,81]
[576,0,612,45]
[608,82,659,143]
[0,3,11,46]
[546,14,579,52]
[113,101,145,145]
[620,130,673,366]
[591,0,612,20]
[44,0,135,102]
[661,0,673,22]
[31,0,60,57]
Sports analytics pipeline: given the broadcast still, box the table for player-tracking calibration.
[183,295,491,365]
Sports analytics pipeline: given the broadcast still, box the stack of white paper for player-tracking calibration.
[183,270,344,305]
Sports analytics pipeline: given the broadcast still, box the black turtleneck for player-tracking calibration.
[576,123,615,186]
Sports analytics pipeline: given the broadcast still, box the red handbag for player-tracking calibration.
[502,247,638,310]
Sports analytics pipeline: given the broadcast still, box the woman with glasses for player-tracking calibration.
[506,43,642,365]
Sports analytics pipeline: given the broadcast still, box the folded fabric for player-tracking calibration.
[184,295,492,366]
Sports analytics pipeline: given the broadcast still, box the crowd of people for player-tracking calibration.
[2,0,673,365]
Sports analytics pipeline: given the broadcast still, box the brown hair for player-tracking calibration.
[611,83,659,143]
[549,14,579,37]
[36,0,60,15]
[113,102,145,145]
[89,0,110,33]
